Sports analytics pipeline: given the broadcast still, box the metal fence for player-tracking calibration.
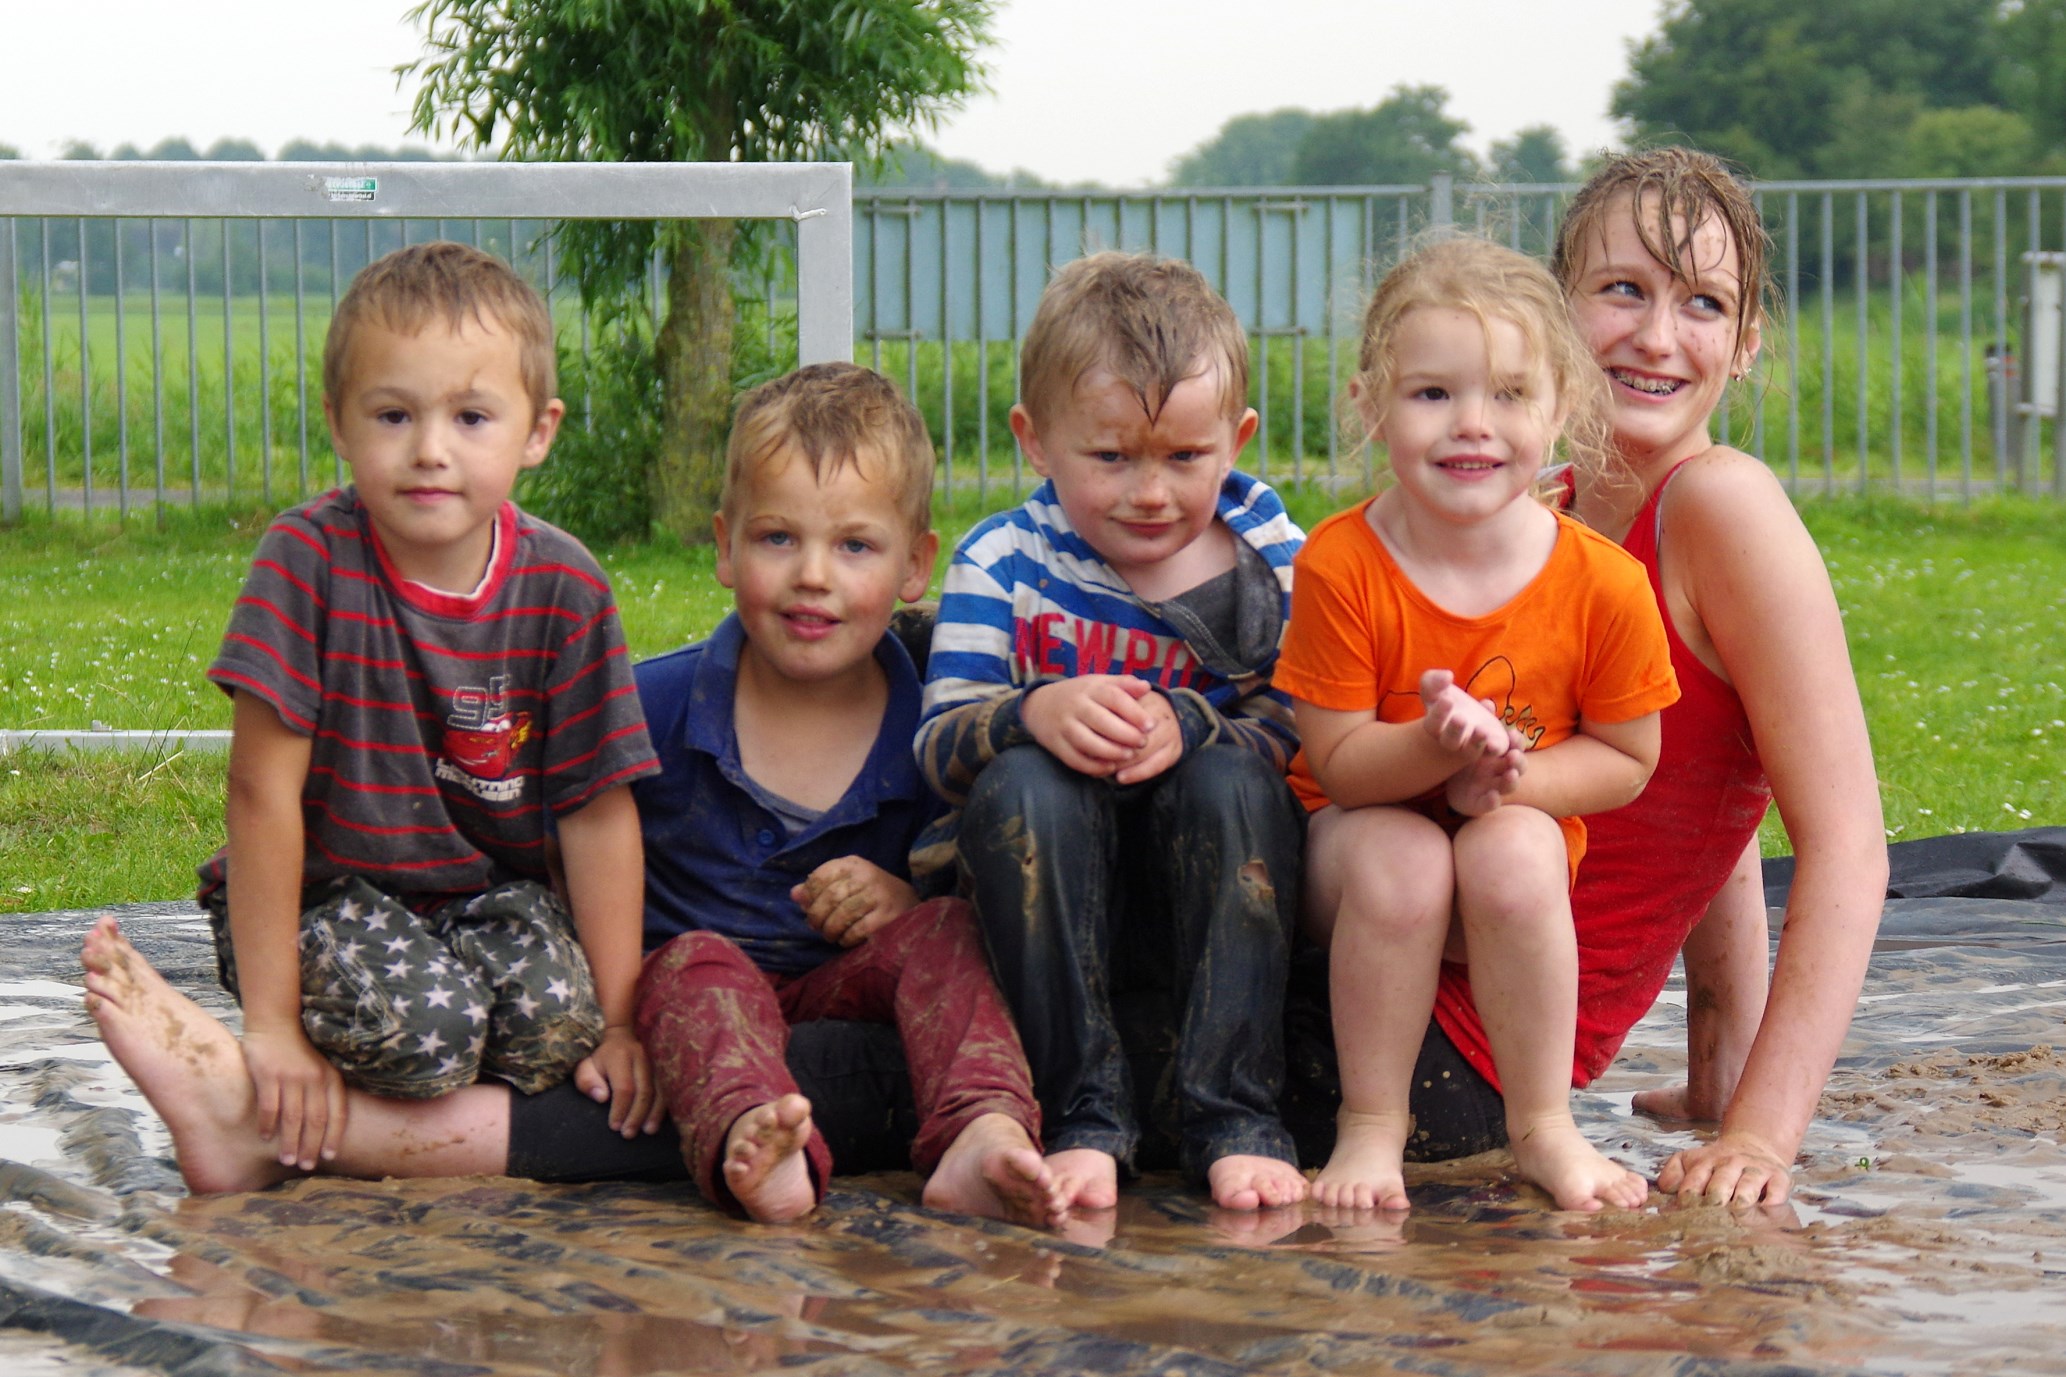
[0,160,856,521]
[9,168,2066,521]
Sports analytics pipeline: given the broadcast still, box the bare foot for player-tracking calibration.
[80,916,294,1195]
[1044,1146,1119,1211]
[721,1094,819,1224]
[921,1112,1070,1230]
[1507,1113,1650,1212]
[1311,1109,1411,1211]
[1206,1153,1309,1210]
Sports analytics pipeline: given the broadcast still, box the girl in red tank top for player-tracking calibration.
[1553,149,1886,1208]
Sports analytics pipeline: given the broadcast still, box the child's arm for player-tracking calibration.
[555,785,662,1137]
[1295,691,1502,810]
[1495,711,1661,820]
[223,690,345,1173]
[791,855,920,948]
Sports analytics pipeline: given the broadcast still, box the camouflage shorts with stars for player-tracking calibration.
[207,876,606,1099]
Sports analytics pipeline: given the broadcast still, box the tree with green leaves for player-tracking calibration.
[1488,126,1571,185]
[1168,109,1315,187]
[1612,0,2001,177]
[1288,86,1477,186]
[404,0,995,542]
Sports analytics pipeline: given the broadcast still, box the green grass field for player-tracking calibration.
[2,491,2062,914]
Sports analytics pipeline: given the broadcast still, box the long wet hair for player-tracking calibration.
[1551,146,1771,361]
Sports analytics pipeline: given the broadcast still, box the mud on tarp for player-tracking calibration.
[3,869,2065,1375]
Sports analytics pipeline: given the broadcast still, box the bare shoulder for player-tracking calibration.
[1661,447,1822,577]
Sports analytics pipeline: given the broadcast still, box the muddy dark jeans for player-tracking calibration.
[959,742,1302,1184]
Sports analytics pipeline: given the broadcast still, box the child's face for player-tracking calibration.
[1368,307,1561,529]
[713,447,937,691]
[1565,192,1760,468]
[325,316,561,591]
[1010,361,1257,587]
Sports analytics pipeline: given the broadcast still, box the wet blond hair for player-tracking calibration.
[1018,251,1249,426]
[722,362,935,536]
[1550,146,1771,360]
[1355,235,1612,481]
[322,240,557,416]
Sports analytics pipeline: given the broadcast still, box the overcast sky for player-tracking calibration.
[2,0,1664,185]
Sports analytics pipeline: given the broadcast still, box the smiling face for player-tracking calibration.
[326,317,561,592]
[1368,307,1562,532]
[713,446,937,693]
[1011,360,1257,594]
[1566,193,1760,470]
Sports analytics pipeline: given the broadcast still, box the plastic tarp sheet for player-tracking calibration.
[0,831,2061,1375]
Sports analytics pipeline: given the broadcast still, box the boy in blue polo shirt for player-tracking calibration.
[630,363,1067,1228]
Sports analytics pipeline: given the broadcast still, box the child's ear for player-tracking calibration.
[1010,404,1053,476]
[321,396,346,458]
[711,510,737,590]
[521,398,566,470]
[1347,377,1382,435]
[900,529,940,603]
[1231,406,1259,456]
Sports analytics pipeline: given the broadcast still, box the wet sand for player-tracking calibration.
[2,899,2063,1376]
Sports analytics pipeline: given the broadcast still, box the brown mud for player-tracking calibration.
[2,900,2064,1376]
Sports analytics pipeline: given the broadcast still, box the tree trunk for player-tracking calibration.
[652,219,737,545]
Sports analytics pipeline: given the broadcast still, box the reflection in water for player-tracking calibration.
[0,901,2062,1375]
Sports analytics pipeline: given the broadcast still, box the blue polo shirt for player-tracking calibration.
[633,613,941,976]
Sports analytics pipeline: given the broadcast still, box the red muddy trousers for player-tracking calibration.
[634,897,1041,1211]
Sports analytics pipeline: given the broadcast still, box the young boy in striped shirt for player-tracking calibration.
[916,251,1310,1213]
[194,241,661,1177]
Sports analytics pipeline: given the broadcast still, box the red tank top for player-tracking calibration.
[1430,462,1772,1088]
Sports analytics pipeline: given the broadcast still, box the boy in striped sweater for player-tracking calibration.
[916,252,1310,1212]
[193,242,661,1178]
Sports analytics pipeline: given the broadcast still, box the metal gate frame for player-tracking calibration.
[0,159,855,521]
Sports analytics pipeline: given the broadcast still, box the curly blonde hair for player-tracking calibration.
[1354,235,1612,483]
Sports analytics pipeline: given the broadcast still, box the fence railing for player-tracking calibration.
[0,159,855,521]
[9,168,2066,523]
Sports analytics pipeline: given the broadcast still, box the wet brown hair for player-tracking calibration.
[322,240,557,415]
[1018,251,1249,426]
[722,362,935,535]
[1551,146,1770,359]
[1355,235,1613,481]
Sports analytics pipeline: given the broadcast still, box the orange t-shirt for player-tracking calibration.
[1275,499,1678,874]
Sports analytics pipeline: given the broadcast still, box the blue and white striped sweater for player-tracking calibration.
[912,471,1304,880]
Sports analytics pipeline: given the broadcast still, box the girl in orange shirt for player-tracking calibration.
[1276,237,1678,1213]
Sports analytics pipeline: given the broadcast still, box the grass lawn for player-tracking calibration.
[3,490,2062,914]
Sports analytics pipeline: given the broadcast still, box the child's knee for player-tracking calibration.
[1453,808,1570,922]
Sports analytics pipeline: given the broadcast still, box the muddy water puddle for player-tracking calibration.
[2,903,2064,1375]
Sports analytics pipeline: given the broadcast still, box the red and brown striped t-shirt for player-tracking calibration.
[196,488,658,906]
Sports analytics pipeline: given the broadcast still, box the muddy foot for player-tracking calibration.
[1207,1152,1309,1210]
[1508,1114,1650,1212]
[923,1112,1070,1230]
[81,916,292,1194]
[722,1094,819,1224]
[1044,1146,1120,1211]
